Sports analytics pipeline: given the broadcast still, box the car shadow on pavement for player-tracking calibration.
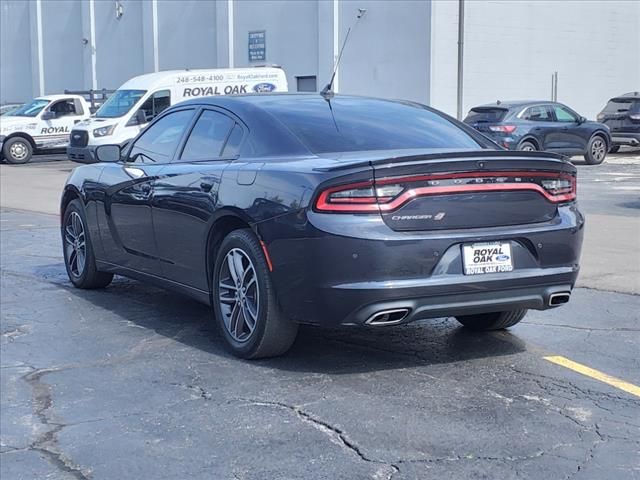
[45,270,526,375]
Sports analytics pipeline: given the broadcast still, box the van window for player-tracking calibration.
[95,89,146,118]
[179,110,234,161]
[138,90,171,123]
[128,109,194,163]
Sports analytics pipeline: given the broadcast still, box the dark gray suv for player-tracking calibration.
[597,92,640,152]
[465,101,611,164]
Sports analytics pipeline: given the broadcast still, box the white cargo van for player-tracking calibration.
[67,67,288,162]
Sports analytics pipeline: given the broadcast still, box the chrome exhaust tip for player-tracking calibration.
[365,308,410,326]
[548,292,571,307]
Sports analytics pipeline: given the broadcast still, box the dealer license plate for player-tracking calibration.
[462,242,513,275]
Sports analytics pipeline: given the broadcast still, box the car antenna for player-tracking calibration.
[320,8,366,100]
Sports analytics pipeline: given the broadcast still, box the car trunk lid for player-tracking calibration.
[366,151,575,231]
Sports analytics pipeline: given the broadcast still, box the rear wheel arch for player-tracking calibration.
[518,136,540,150]
[205,214,253,294]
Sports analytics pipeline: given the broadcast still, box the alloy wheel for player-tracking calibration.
[9,141,28,161]
[64,212,86,277]
[218,248,260,342]
[591,138,606,162]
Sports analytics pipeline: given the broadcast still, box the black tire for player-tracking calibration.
[455,309,527,331]
[62,199,113,289]
[212,229,298,359]
[2,136,33,164]
[584,134,607,165]
[518,140,537,152]
[609,145,620,154]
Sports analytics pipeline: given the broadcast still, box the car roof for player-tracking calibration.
[609,92,640,101]
[471,100,556,110]
[174,93,421,117]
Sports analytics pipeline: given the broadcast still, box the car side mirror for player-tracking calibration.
[578,116,587,124]
[41,111,55,120]
[95,144,121,163]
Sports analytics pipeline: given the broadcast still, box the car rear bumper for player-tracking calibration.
[610,132,640,147]
[262,205,584,327]
[67,146,96,163]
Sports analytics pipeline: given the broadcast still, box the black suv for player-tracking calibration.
[464,101,611,164]
[597,92,640,152]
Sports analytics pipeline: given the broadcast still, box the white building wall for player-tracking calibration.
[431,0,640,119]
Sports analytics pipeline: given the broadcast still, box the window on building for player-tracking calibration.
[296,76,317,93]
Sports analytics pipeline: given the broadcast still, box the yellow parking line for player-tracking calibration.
[544,355,640,398]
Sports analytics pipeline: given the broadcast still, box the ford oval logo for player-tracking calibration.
[496,254,510,261]
[253,82,276,93]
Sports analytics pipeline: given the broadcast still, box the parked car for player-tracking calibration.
[0,95,92,164]
[464,101,611,165]
[61,94,583,359]
[0,103,23,116]
[597,92,640,152]
[67,67,288,163]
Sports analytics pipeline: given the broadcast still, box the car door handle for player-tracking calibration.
[200,181,214,192]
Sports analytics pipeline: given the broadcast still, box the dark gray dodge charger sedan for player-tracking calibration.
[61,94,584,358]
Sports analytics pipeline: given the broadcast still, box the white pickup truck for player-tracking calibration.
[0,94,92,164]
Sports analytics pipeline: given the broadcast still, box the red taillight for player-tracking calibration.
[489,125,517,134]
[315,171,576,213]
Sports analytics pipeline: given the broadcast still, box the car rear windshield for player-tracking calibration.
[464,107,508,123]
[264,97,484,154]
[603,98,640,114]
[96,89,147,118]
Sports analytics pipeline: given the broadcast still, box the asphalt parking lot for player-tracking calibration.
[1,152,639,479]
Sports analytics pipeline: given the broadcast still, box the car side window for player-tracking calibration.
[49,99,79,117]
[553,105,578,123]
[138,90,171,123]
[522,105,551,122]
[179,110,234,161]
[222,123,244,157]
[128,109,194,164]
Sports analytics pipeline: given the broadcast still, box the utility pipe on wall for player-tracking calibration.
[456,0,464,120]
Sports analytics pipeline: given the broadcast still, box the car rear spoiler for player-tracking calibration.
[314,149,569,172]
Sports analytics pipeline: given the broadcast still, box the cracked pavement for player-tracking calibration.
[1,157,640,479]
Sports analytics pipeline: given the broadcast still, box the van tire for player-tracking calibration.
[2,137,33,164]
